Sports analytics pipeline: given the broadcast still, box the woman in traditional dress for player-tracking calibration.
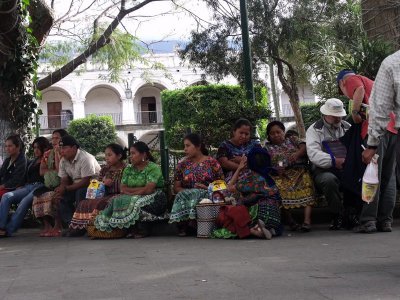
[0,137,50,237]
[264,121,315,232]
[32,129,68,237]
[169,133,224,236]
[227,147,282,239]
[94,141,166,238]
[67,143,126,236]
[217,118,259,182]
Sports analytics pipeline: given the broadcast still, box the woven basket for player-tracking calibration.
[196,203,224,238]
[87,224,126,239]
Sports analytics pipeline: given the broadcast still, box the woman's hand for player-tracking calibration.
[289,152,300,163]
[230,156,242,164]
[103,178,113,187]
[194,183,208,189]
[237,155,247,171]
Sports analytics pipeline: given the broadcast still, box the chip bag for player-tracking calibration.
[208,180,228,203]
[86,179,106,199]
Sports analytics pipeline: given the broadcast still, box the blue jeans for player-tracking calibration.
[0,183,44,235]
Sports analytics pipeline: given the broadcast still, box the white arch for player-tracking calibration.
[130,79,173,95]
[41,86,73,100]
[80,82,125,100]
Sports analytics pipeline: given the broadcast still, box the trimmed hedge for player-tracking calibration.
[161,84,270,149]
[67,115,117,155]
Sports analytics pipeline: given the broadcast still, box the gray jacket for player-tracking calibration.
[306,118,351,169]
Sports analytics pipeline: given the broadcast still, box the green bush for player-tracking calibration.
[67,115,117,155]
[161,84,270,149]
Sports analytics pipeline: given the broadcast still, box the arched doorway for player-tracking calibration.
[40,89,73,129]
[133,83,167,124]
[85,86,122,125]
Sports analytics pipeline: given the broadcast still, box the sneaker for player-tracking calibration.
[353,221,377,233]
[377,221,392,232]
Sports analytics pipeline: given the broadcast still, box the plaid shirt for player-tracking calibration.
[367,50,400,146]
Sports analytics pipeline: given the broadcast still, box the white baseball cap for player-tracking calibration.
[320,98,346,117]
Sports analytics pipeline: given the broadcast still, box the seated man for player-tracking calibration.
[306,98,351,230]
[56,135,100,227]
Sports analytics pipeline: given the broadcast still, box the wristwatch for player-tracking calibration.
[351,110,360,115]
[366,145,378,150]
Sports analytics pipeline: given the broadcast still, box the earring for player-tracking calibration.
[142,157,145,162]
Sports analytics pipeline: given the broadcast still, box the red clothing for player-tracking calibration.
[215,205,251,238]
[345,75,397,137]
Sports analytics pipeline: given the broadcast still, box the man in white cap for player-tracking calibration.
[306,98,351,230]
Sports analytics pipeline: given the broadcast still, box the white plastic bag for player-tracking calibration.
[361,154,379,203]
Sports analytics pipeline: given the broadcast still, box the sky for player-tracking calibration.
[46,0,213,42]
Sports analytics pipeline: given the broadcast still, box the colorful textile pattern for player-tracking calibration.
[217,139,259,180]
[169,189,208,223]
[42,149,60,189]
[174,157,224,188]
[236,169,281,231]
[32,191,60,219]
[264,137,314,209]
[94,162,166,232]
[69,163,125,230]
[121,162,164,188]
[264,137,306,168]
[94,190,167,232]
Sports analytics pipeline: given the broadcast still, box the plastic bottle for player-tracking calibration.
[361,154,379,203]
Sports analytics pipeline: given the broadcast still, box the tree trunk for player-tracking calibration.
[272,53,306,138]
[362,0,400,49]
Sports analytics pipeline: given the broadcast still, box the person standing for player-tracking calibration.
[360,51,399,233]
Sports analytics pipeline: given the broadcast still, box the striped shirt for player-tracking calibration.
[367,50,400,146]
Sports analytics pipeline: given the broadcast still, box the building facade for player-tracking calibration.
[38,52,319,146]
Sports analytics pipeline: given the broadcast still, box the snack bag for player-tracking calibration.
[86,179,106,199]
[208,180,228,203]
[361,154,379,203]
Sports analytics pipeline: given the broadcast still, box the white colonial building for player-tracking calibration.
[38,51,319,146]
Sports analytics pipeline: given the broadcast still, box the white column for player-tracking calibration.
[72,99,85,119]
[121,97,135,125]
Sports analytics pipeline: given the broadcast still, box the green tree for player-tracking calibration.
[161,85,270,149]
[67,115,117,156]
[179,0,367,137]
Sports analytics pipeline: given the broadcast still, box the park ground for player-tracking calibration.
[0,220,400,300]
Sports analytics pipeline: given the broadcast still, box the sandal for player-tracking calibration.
[44,229,61,237]
[300,223,311,232]
[257,220,272,240]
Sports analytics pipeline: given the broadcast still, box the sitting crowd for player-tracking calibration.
[0,97,397,239]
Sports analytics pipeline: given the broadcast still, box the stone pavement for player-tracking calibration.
[0,225,400,300]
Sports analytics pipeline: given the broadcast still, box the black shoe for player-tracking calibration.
[329,215,343,230]
[64,228,86,237]
[377,221,392,232]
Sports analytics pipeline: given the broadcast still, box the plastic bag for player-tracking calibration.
[361,154,379,203]
[208,180,228,203]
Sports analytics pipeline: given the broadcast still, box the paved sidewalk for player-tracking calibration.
[0,224,399,300]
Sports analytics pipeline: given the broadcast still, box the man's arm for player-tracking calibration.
[306,127,332,169]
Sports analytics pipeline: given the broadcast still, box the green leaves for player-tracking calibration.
[161,84,270,149]
[67,115,117,155]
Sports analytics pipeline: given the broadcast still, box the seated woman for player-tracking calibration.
[217,118,259,182]
[32,129,68,237]
[94,141,166,238]
[0,135,27,198]
[68,143,126,236]
[228,148,282,239]
[0,137,50,237]
[264,121,314,232]
[169,133,224,236]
